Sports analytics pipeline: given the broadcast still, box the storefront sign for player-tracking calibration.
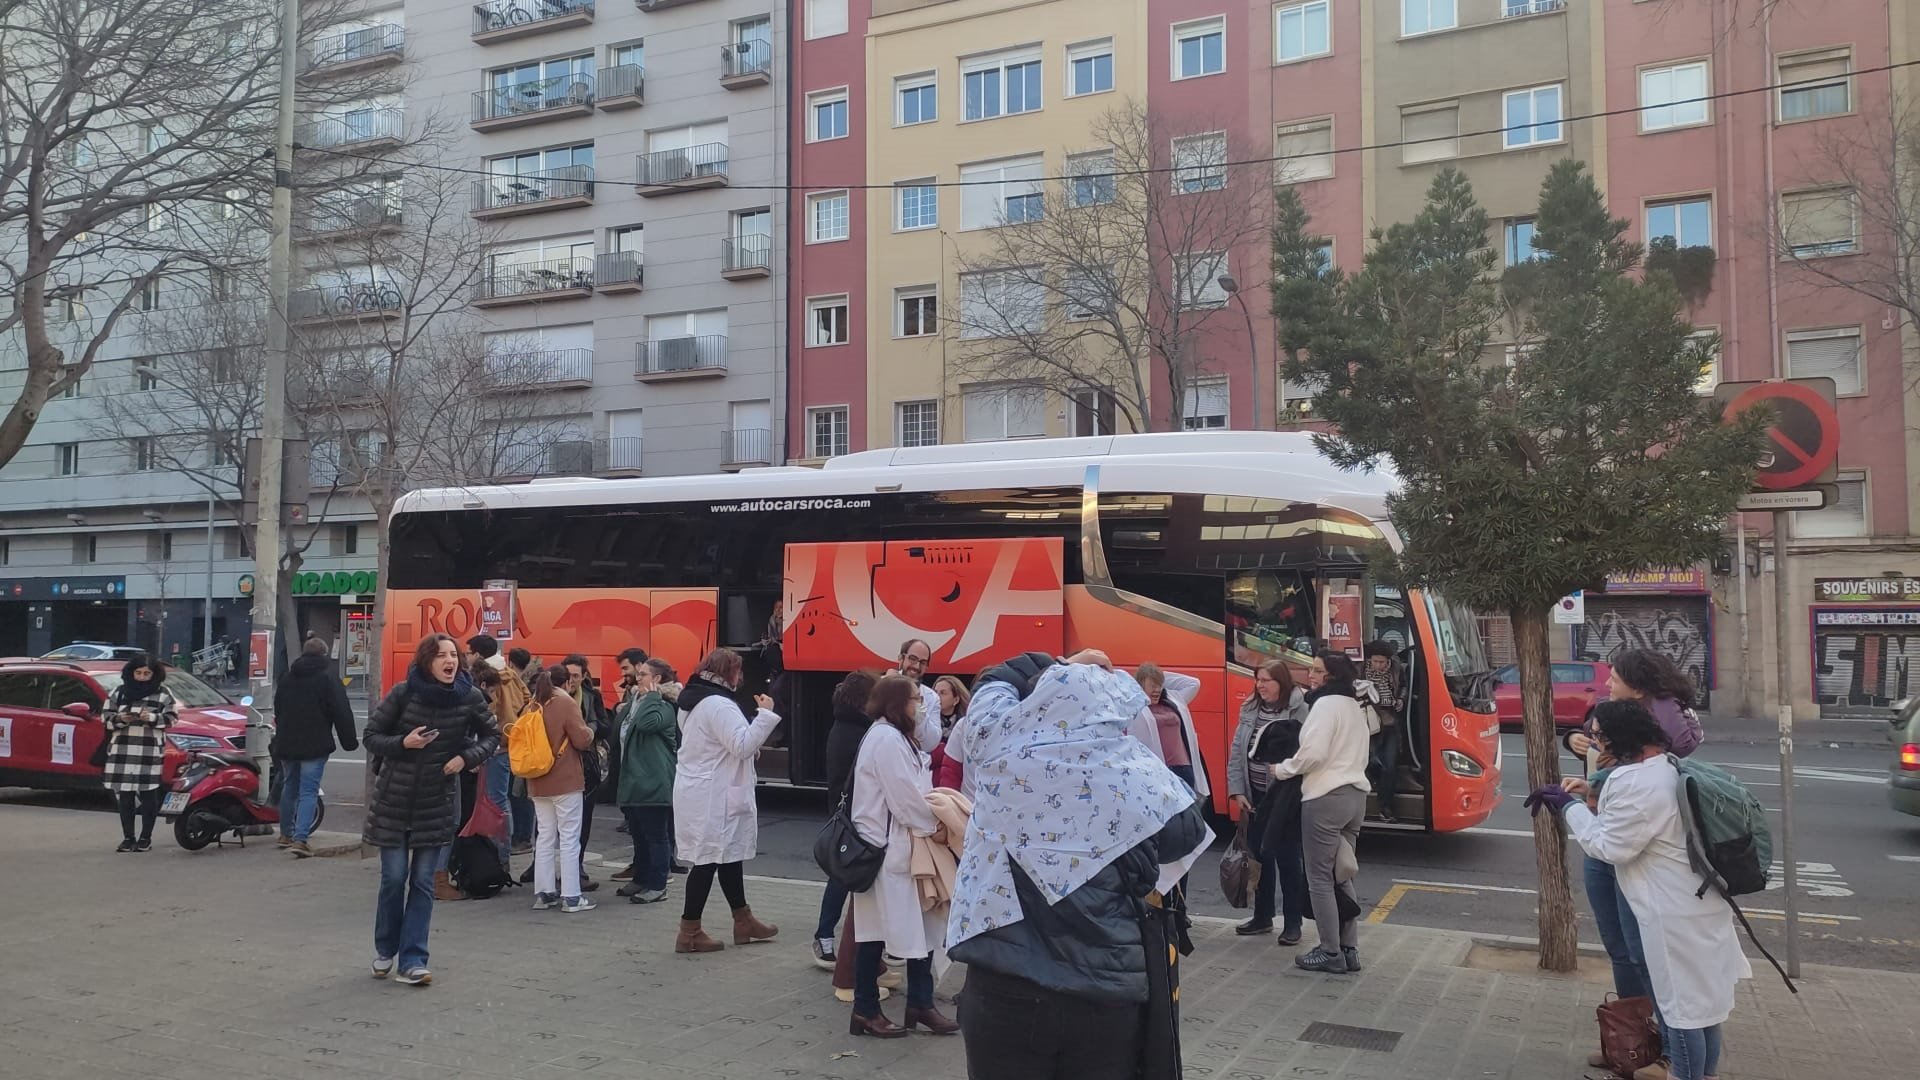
[1815,578,1920,603]
[1813,607,1920,629]
[237,574,255,596]
[291,570,378,596]
[0,576,127,601]
[1604,567,1709,594]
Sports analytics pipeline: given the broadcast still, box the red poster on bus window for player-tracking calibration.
[478,585,515,640]
[248,631,272,680]
[1326,593,1363,657]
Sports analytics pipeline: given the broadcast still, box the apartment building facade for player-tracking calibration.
[790,0,1920,719]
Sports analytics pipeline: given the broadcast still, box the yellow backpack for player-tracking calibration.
[507,703,557,779]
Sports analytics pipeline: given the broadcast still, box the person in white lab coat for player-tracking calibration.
[1128,663,1210,803]
[1532,700,1750,1080]
[888,639,944,751]
[670,647,782,954]
[846,675,958,1038]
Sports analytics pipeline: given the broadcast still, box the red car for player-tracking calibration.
[1492,661,1613,731]
[0,659,252,792]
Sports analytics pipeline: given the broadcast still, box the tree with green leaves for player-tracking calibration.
[1271,162,1768,971]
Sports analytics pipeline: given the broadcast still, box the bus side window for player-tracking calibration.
[1226,569,1318,665]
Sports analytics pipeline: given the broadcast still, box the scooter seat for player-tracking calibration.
[202,750,259,772]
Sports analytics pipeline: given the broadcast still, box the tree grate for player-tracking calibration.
[1297,1021,1403,1053]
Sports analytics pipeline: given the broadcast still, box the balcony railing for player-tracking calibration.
[723,427,771,467]
[595,250,644,292]
[1502,0,1565,15]
[302,23,405,73]
[597,436,644,472]
[290,282,402,321]
[635,143,729,194]
[636,334,727,379]
[720,39,773,86]
[302,195,403,237]
[471,166,594,216]
[483,347,593,389]
[598,64,644,108]
[299,108,403,149]
[721,234,771,278]
[473,257,594,304]
[472,73,595,128]
[637,0,703,10]
[472,0,594,42]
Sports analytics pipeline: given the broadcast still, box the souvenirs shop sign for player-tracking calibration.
[1815,578,1920,603]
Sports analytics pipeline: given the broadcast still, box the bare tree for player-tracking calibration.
[294,165,589,687]
[945,101,1270,432]
[0,0,413,469]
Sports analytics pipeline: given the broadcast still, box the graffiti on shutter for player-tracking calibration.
[1574,599,1712,707]
[1814,629,1918,712]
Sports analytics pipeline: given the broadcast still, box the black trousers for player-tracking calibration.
[115,789,161,840]
[681,861,746,921]
[959,967,1145,1080]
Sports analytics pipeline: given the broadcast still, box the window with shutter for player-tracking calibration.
[1792,474,1867,538]
[1785,328,1863,395]
[1275,119,1334,183]
[1402,106,1458,163]
[1782,189,1858,256]
[1182,379,1229,429]
[1778,49,1850,121]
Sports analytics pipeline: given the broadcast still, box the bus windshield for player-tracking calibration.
[1423,591,1490,676]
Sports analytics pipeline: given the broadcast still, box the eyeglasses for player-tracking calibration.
[904,653,931,664]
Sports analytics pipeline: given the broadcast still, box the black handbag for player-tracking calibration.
[813,784,886,893]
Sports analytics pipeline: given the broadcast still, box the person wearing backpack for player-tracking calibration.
[1529,701,1751,1080]
[521,665,598,913]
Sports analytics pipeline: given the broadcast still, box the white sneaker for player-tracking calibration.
[394,967,431,986]
[532,892,557,910]
[811,937,837,971]
[371,956,394,979]
[561,896,597,913]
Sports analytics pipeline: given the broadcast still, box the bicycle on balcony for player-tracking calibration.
[480,3,534,31]
[331,281,403,314]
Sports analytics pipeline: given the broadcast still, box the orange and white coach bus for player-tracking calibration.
[383,431,1501,832]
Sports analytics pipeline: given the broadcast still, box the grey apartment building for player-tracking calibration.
[0,0,791,664]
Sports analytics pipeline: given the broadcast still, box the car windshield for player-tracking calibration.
[95,670,231,708]
[43,646,106,659]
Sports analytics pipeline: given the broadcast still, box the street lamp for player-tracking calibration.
[1216,272,1263,430]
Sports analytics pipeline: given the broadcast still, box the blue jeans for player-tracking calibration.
[815,875,850,941]
[1253,828,1308,930]
[622,805,673,891]
[1665,1023,1723,1080]
[510,784,535,846]
[375,843,443,972]
[1585,855,1650,1000]
[278,757,327,842]
[855,941,932,1014]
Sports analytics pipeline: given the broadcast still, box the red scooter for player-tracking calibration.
[163,700,325,850]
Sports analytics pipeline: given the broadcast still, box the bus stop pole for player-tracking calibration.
[1771,510,1801,979]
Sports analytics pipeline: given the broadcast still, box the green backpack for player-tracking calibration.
[1670,754,1797,993]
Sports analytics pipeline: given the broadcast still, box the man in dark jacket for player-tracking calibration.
[274,637,357,857]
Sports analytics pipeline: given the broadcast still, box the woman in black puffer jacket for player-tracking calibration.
[361,634,500,987]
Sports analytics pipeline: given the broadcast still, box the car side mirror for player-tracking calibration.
[62,701,95,719]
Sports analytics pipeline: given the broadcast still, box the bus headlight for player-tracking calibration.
[1441,749,1484,778]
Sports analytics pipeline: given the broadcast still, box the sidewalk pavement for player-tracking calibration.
[2,801,1913,1080]
[1696,711,1897,750]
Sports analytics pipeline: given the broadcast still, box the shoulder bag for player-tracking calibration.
[813,783,887,892]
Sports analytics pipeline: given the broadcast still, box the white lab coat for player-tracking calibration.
[672,689,781,865]
[1565,756,1751,1029]
[1127,671,1211,802]
[850,722,944,957]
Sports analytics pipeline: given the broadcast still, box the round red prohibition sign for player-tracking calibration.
[1727,381,1840,491]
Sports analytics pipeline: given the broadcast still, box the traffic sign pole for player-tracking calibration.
[1772,509,1801,980]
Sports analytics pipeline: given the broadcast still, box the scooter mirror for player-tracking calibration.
[239,696,255,707]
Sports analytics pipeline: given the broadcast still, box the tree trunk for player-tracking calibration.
[1510,602,1579,972]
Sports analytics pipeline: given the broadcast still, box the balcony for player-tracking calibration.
[1502,0,1565,15]
[290,282,403,323]
[472,74,594,132]
[721,234,771,280]
[723,428,771,470]
[637,0,703,10]
[596,436,643,474]
[472,257,594,307]
[635,335,727,381]
[635,143,728,196]
[299,195,403,240]
[482,347,594,391]
[301,24,405,77]
[595,250,644,293]
[598,64,644,110]
[298,108,403,151]
[471,166,594,219]
[472,0,594,45]
[720,40,772,89]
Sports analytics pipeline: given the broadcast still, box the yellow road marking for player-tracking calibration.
[1368,882,1473,924]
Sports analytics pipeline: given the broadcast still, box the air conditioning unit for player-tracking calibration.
[548,440,594,475]
[655,336,698,371]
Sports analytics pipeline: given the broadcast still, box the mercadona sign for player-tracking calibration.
[291,570,378,596]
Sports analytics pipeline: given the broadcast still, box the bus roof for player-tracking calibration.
[391,431,1399,524]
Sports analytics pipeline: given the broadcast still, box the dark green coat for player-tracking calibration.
[616,691,678,807]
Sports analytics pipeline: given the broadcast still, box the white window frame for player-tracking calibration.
[960,155,1045,229]
[1504,218,1539,266]
[1687,328,1720,395]
[57,442,81,477]
[1777,47,1852,123]
[1645,195,1713,249]
[958,270,1045,339]
[1182,378,1230,430]
[1503,84,1564,149]
[1781,187,1860,258]
[1066,38,1114,98]
[1792,471,1868,539]
[1063,265,1112,321]
[1171,16,1226,81]
[1274,117,1333,183]
[1274,1,1331,64]
[1177,251,1230,309]
[896,400,940,447]
[962,384,1048,442]
[1402,0,1457,36]
[1067,151,1116,207]
[1785,326,1864,396]
[805,294,851,348]
[1172,132,1227,194]
[807,405,851,458]
[1639,60,1710,133]
[807,88,849,143]
[895,285,938,338]
[962,48,1043,122]
[804,0,848,41]
[808,189,850,243]
[895,72,937,127]
[896,179,938,231]
[1402,104,1459,163]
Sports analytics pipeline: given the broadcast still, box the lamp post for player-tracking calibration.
[1216,272,1262,430]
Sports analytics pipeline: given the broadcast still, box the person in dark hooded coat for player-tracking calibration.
[273,637,357,856]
